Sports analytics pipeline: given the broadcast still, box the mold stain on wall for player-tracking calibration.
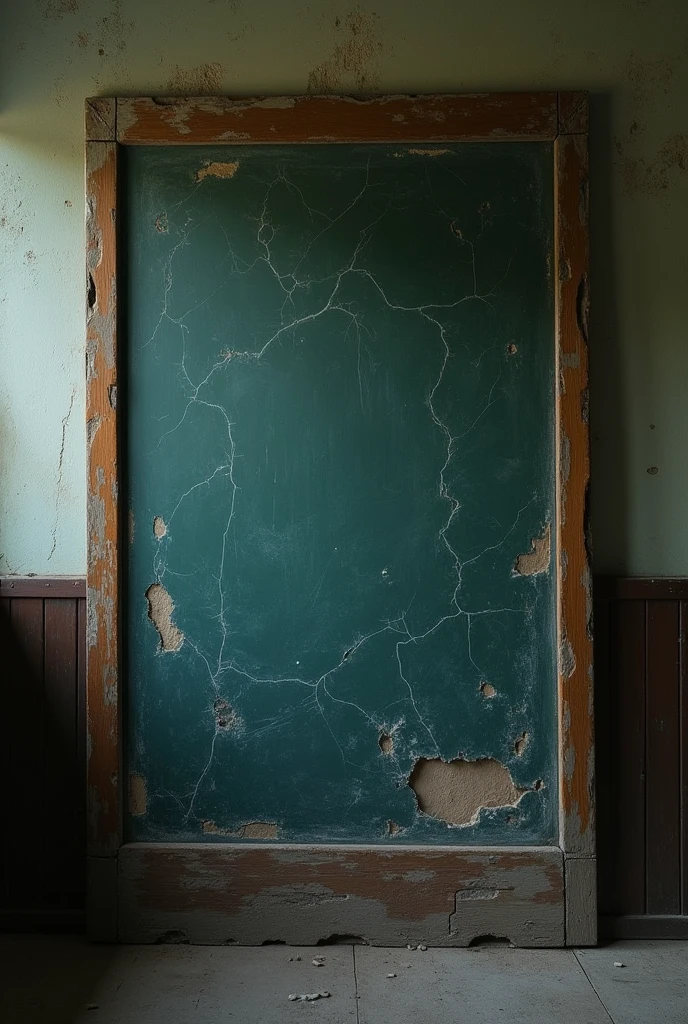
[167,61,226,95]
[307,8,382,94]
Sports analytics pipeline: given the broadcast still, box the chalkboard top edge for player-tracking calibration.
[83,92,587,145]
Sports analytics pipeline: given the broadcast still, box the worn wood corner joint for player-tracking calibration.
[85,92,594,946]
[86,97,117,143]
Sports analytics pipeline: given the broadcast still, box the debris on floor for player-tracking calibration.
[312,957,325,967]
[613,961,625,968]
[386,972,397,978]
[288,955,302,962]
[288,991,331,1001]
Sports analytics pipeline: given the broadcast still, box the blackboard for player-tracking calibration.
[123,141,557,846]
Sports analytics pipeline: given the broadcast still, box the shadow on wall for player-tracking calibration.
[587,93,627,572]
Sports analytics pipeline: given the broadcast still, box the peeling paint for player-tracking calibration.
[559,637,576,680]
[408,757,528,827]
[129,772,147,816]
[514,523,551,576]
[196,161,240,182]
[146,582,184,652]
[455,888,500,901]
[202,819,279,839]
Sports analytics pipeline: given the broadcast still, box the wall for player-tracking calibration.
[1,0,687,576]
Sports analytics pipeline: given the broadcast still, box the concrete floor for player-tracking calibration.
[1,937,687,1023]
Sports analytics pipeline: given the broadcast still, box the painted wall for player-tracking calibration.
[1,0,687,576]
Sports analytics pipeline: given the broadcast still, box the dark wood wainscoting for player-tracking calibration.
[0,577,86,930]
[595,577,688,937]
[2,575,687,937]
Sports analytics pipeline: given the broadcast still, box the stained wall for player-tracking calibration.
[1,0,687,575]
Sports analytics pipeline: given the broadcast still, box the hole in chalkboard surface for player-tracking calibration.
[379,733,393,755]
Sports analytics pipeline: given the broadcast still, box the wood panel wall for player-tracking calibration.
[0,578,86,930]
[595,577,688,937]
[2,575,687,936]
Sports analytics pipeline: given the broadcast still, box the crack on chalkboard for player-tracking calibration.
[137,156,544,827]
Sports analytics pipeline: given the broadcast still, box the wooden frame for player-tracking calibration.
[85,92,593,946]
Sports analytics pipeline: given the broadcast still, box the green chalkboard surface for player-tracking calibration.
[124,142,557,845]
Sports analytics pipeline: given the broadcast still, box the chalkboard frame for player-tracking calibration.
[85,92,592,946]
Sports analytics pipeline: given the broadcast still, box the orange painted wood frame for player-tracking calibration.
[85,92,593,945]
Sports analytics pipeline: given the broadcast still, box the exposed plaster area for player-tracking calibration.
[153,515,167,538]
[513,524,551,576]
[408,757,527,826]
[378,732,394,754]
[196,161,240,182]
[202,819,279,839]
[128,772,147,816]
[145,582,184,652]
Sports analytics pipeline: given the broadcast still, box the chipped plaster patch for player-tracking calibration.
[146,582,183,652]
[129,773,147,816]
[514,523,551,576]
[378,731,394,754]
[153,515,167,539]
[408,757,527,826]
[196,161,240,182]
[202,819,279,839]
[480,681,496,698]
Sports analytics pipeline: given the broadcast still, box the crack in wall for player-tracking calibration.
[48,386,76,561]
